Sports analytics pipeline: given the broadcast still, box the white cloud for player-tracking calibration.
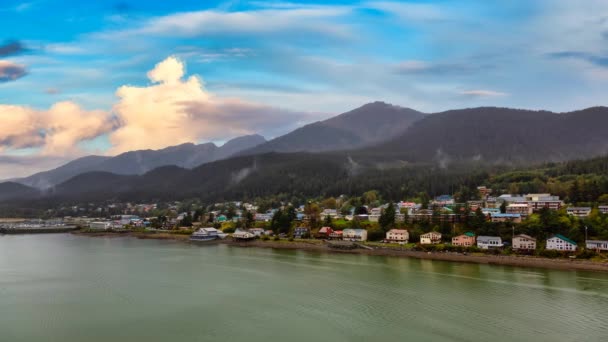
[109,56,311,153]
[0,101,113,155]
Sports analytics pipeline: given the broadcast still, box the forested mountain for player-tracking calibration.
[372,106,608,163]
[0,182,39,201]
[241,102,425,154]
[13,134,266,189]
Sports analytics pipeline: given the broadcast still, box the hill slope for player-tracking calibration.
[0,182,39,201]
[372,106,608,164]
[15,134,266,189]
[242,102,425,154]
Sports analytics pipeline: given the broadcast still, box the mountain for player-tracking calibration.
[372,106,608,164]
[241,102,425,154]
[0,182,39,201]
[15,134,266,189]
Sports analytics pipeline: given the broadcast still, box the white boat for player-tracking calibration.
[190,227,220,242]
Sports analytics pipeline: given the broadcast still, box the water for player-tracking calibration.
[1,234,607,342]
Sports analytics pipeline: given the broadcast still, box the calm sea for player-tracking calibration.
[1,234,607,341]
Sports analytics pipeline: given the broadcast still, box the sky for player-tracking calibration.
[1,0,608,179]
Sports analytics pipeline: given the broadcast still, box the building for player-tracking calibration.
[343,229,368,241]
[490,213,522,223]
[512,234,536,250]
[482,208,501,216]
[432,195,454,206]
[294,227,310,238]
[316,227,334,239]
[452,232,476,247]
[524,194,563,211]
[477,186,492,198]
[420,231,442,245]
[249,228,265,237]
[328,230,343,240]
[386,229,409,243]
[546,234,577,251]
[89,221,111,230]
[506,203,532,217]
[586,240,608,251]
[566,207,592,217]
[477,236,503,249]
[321,209,340,219]
[599,206,608,215]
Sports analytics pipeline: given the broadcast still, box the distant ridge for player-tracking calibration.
[14,134,266,189]
[241,101,425,154]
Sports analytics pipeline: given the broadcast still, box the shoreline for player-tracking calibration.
[70,231,608,273]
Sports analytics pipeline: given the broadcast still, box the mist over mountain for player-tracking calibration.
[13,134,266,189]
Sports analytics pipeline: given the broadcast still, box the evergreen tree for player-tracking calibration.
[379,203,396,232]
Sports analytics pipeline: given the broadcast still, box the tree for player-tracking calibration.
[500,201,507,214]
[304,202,321,228]
[323,215,333,228]
[378,203,396,232]
[180,212,193,227]
[321,197,337,209]
[598,194,608,204]
[244,210,255,228]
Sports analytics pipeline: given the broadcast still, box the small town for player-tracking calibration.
[4,186,608,261]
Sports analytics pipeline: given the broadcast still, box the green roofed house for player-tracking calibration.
[546,234,577,251]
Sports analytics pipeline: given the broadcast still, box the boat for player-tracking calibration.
[190,227,220,242]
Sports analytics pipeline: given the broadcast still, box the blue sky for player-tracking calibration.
[1,0,608,178]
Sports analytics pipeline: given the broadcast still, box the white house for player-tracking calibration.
[546,234,577,251]
[420,231,442,245]
[512,234,536,250]
[89,221,111,230]
[477,236,503,249]
[586,240,608,251]
[386,229,409,243]
[343,229,368,242]
[566,207,592,217]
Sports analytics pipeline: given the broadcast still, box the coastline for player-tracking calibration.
[70,231,608,273]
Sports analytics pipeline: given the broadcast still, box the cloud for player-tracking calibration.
[0,60,27,82]
[0,40,27,57]
[367,1,446,22]
[459,90,508,98]
[109,56,311,154]
[0,101,113,155]
[546,51,608,67]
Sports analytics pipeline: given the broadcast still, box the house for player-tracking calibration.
[477,236,503,249]
[321,209,340,219]
[316,226,334,239]
[232,231,255,241]
[343,229,368,241]
[452,232,476,247]
[249,228,265,237]
[329,230,343,240]
[599,206,608,215]
[477,186,492,198]
[566,207,592,217]
[586,240,608,251]
[546,234,577,251]
[482,208,501,216]
[490,213,522,223]
[386,229,409,243]
[294,227,310,238]
[512,234,536,250]
[420,231,442,244]
[89,221,111,230]
[432,195,454,206]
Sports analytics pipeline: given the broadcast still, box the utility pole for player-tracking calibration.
[585,226,588,249]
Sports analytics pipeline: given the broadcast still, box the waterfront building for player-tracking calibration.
[477,236,503,249]
[294,227,310,238]
[386,229,409,243]
[89,221,111,230]
[512,234,536,250]
[452,232,475,247]
[420,231,442,245]
[343,229,368,242]
[249,228,265,237]
[546,235,577,251]
[586,240,608,251]
[316,227,334,239]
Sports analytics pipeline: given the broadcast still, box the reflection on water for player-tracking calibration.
[1,234,607,342]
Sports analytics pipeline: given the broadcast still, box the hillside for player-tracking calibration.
[15,134,266,189]
[0,182,39,201]
[373,106,608,164]
[242,102,425,154]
